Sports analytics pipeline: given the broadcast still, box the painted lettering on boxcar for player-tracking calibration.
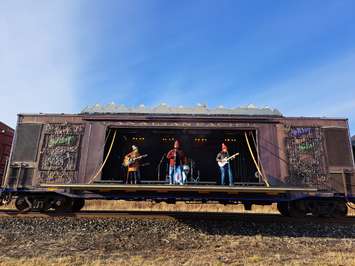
[289,127,313,138]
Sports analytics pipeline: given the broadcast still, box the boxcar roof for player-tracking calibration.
[80,103,283,116]
[16,104,350,121]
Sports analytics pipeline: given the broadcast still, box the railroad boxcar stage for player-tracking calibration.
[0,104,354,217]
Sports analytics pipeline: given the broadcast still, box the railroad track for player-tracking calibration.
[0,209,354,224]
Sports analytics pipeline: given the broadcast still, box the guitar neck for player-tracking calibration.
[226,152,239,161]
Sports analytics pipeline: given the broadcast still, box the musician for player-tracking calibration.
[216,143,234,186]
[166,140,187,185]
[124,145,141,184]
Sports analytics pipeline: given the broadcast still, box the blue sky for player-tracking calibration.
[1,1,355,134]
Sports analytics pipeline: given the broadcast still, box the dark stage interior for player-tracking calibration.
[102,128,259,184]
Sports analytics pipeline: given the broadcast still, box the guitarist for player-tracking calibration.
[124,145,141,184]
[216,143,234,186]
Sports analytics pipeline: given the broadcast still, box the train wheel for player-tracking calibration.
[288,201,307,218]
[309,201,323,217]
[15,196,33,212]
[33,198,51,212]
[309,200,346,218]
[71,198,85,212]
[331,201,348,218]
[277,202,290,217]
[52,197,73,212]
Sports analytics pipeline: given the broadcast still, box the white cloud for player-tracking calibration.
[250,52,355,133]
[0,1,80,127]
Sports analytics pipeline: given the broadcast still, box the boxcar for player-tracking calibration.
[1,104,354,217]
[0,122,14,185]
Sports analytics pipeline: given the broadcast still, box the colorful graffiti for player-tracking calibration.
[285,127,328,188]
[48,135,77,148]
[39,124,85,184]
[289,127,313,138]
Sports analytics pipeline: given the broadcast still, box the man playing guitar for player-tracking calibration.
[216,143,237,186]
[123,145,143,184]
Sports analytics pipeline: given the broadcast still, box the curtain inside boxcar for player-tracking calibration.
[102,128,259,184]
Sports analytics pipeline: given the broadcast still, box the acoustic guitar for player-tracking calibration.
[123,154,148,167]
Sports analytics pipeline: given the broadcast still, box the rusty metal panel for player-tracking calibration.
[77,123,92,183]
[350,172,355,196]
[12,123,42,162]
[328,171,355,194]
[323,128,353,167]
[37,123,85,184]
[258,124,281,180]
[83,123,106,183]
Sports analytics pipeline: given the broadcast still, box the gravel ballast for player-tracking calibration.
[0,216,354,265]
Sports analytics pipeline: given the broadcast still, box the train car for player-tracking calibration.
[0,122,14,185]
[0,104,354,217]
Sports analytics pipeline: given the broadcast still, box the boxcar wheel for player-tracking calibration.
[71,198,85,212]
[277,202,290,217]
[332,201,348,218]
[15,196,32,212]
[310,201,344,218]
[309,201,321,217]
[34,198,52,212]
[288,201,307,218]
[52,197,73,212]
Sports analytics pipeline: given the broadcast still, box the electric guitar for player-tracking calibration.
[217,153,239,167]
[123,154,148,167]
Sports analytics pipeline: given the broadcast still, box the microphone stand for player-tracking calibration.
[157,153,166,181]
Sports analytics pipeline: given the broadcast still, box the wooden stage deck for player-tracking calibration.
[40,184,318,194]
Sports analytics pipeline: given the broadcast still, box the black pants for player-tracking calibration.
[126,171,140,184]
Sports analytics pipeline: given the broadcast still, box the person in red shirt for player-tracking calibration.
[166,140,187,185]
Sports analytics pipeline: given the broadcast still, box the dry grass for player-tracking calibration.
[1,251,355,266]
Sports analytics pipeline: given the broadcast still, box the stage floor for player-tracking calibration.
[40,183,317,194]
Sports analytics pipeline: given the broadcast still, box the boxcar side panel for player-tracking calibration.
[258,123,281,182]
[82,122,106,183]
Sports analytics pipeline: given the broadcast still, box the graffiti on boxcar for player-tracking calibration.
[289,127,313,138]
[48,135,77,148]
[39,124,85,184]
[285,126,328,189]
